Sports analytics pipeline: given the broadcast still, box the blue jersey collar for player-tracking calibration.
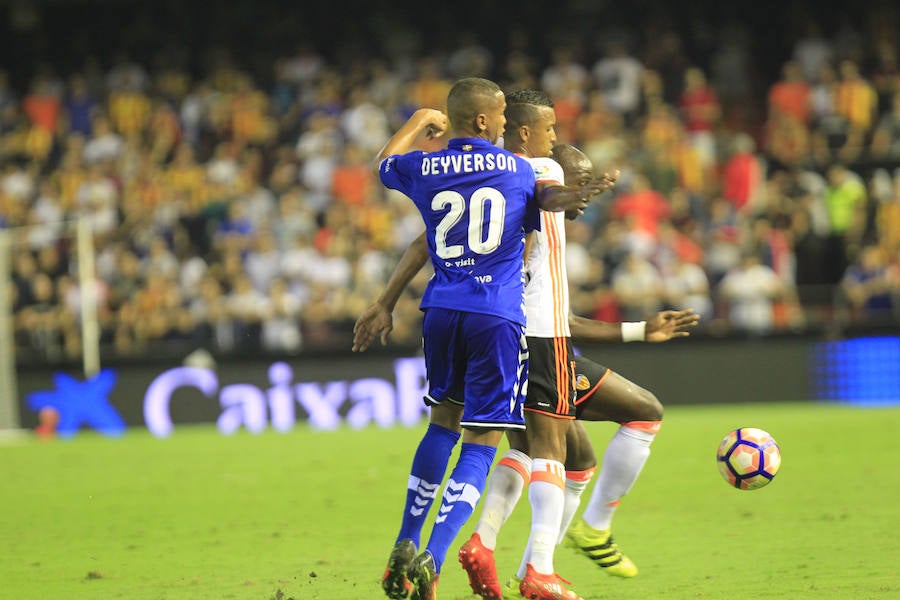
[448,137,496,150]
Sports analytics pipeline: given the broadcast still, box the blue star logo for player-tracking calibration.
[27,369,126,438]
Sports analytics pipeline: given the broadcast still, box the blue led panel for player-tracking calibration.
[810,337,900,406]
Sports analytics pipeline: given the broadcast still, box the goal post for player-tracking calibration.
[0,228,19,431]
[0,216,102,431]
[76,216,100,378]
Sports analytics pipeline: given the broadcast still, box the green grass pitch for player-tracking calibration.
[1,402,898,599]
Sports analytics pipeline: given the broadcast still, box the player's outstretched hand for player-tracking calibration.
[584,169,620,196]
[645,308,700,343]
[352,303,393,352]
[565,169,621,218]
[597,169,620,190]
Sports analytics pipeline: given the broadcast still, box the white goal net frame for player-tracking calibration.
[0,216,100,431]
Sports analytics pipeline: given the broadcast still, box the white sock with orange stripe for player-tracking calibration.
[519,458,565,576]
[556,467,596,544]
[474,449,532,550]
[582,421,660,530]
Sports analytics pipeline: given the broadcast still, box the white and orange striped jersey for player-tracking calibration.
[523,156,570,338]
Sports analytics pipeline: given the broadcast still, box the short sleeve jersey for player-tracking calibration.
[524,156,571,338]
[380,137,539,326]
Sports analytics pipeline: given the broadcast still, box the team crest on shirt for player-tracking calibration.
[533,163,552,180]
[575,374,591,391]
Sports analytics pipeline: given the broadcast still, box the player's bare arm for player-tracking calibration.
[568,308,699,343]
[372,108,448,172]
[536,173,617,213]
[523,231,535,268]
[352,233,429,352]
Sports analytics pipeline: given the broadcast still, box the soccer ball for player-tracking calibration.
[716,427,781,490]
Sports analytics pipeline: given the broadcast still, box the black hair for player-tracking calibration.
[505,88,554,130]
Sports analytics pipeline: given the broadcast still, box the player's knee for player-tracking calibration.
[429,402,463,432]
[637,388,664,422]
[526,425,568,461]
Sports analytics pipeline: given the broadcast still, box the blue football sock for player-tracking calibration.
[396,423,461,548]
[425,442,496,572]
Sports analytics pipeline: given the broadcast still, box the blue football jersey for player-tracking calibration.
[380,137,539,325]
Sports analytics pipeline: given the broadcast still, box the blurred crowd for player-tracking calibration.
[2,8,900,362]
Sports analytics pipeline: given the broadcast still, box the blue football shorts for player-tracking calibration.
[421,307,527,430]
